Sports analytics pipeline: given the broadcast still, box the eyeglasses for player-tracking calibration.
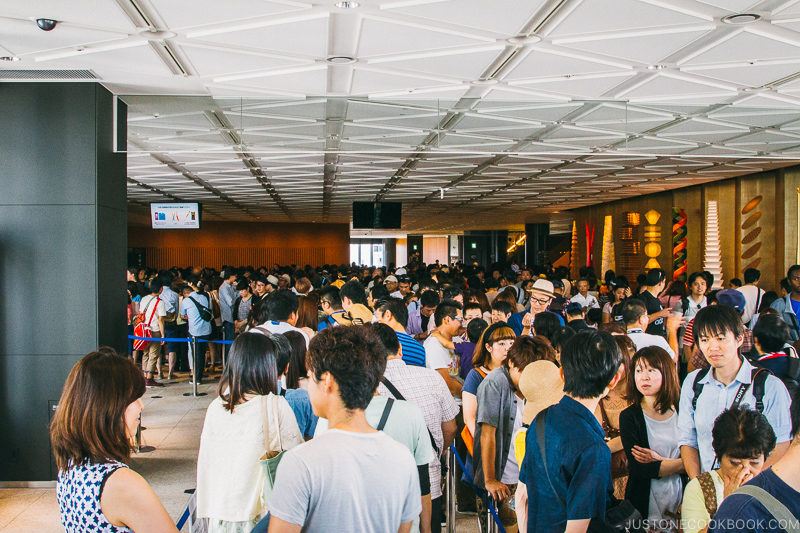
[530,296,552,305]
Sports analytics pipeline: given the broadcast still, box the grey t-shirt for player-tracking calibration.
[268,429,422,532]
[473,366,521,488]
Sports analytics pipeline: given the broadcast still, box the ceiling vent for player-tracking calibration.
[0,69,97,80]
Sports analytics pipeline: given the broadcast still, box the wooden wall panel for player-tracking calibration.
[423,236,448,265]
[128,222,350,269]
[566,165,800,291]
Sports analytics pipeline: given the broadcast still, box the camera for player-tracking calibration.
[36,19,58,31]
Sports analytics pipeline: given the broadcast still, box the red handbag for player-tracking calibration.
[133,297,160,351]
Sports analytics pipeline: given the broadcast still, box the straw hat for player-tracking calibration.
[528,279,555,299]
[332,303,374,326]
[519,360,564,425]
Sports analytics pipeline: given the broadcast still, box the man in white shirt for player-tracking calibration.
[737,267,765,326]
[569,278,600,310]
[622,298,676,362]
[267,326,421,533]
[424,300,463,399]
[253,289,311,346]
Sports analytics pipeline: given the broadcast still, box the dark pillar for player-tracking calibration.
[383,238,397,268]
[407,235,423,264]
[0,83,127,481]
[525,223,549,267]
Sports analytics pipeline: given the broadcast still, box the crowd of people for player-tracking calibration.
[52,259,800,532]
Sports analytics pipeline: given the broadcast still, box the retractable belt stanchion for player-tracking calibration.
[446,447,457,533]
[221,328,227,371]
[134,413,155,453]
[184,336,207,398]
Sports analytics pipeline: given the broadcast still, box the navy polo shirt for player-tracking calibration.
[521,396,612,532]
[710,468,800,532]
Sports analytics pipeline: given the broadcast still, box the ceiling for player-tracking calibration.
[6,0,800,231]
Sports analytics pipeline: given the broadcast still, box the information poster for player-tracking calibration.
[150,203,201,229]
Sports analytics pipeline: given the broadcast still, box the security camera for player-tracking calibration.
[36,19,58,31]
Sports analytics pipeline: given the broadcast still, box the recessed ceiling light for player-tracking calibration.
[721,13,761,24]
[471,78,498,86]
[326,56,356,65]
[506,35,541,46]
[646,64,668,70]
[0,56,20,62]
[335,1,359,8]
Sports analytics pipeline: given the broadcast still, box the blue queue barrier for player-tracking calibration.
[127,335,233,345]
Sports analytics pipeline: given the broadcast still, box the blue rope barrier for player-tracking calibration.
[176,505,190,530]
[128,335,233,345]
[449,444,506,532]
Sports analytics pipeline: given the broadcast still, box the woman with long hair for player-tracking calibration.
[620,346,686,531]
[283,330,309,390]
[462,322,516,446]
[51,349,177,532]
[196,332,303,532]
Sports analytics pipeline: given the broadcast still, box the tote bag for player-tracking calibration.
[259,395,286,506]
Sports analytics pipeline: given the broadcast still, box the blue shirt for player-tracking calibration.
[508,310,565,336]
[521,396,611,532]
[179,292,212,337]
[396,331,426,367]
[791,298,800,320]
[677,357,792,472]
[463,368,485,396]
[456,342,476,379]
[160,285,179,314]
[317,311,344,332]
[710,468,800,532]
[280,386,317,440]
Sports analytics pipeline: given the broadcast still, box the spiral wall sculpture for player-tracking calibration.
[585,222,596,267]
[704,201,724,289]
[601,215,616,275]
[672,208,687,281]
[741,195,763,270]
[570,220,579,278]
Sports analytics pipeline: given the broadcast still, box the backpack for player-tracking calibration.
[133,296,160,351]
[691,365,770,413]
[189,295,213,322]
[752,354,800,435]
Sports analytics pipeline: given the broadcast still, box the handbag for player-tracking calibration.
[535,409,642,533]
[259,395,286,505]
[460,367,488,456]
[133,297,160,351]
[599,400,628,479]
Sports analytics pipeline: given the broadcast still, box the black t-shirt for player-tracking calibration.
[639,290,666,337]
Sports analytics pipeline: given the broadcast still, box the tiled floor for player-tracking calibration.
[0,372,480,532]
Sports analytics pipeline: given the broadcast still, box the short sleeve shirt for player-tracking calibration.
[521,397,612,532]
[462,368,485,396]
[710,468,800,533]
[473,367,520,488]
[639,291,666,337]
[268,430,421,532]
[139,294,166,332]
[424,335,452,371]
[179,292,212,337]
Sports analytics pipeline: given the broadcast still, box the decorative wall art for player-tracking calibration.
[585,222,596,268]
[672,208,687,281]
[601,215,616,275]
[570,220,579,278]
[643,209,662,271]
[741,195,763,270]
[619,212,641,281]
[704,201,724,289]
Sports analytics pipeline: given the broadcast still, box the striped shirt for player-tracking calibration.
[397,331,426,367]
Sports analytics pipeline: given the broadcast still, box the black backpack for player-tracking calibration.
[748,354,800,435]
[691,365,770,413]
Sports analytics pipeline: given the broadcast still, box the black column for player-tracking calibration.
[0,83,127,481]
[407,235,423,264]
[525,223,549,267]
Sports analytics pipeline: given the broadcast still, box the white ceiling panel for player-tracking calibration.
[4,0,800,229]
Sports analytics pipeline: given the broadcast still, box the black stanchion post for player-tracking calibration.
[447,448,456,533]
[184,337,207,398]
[134,413,155,453]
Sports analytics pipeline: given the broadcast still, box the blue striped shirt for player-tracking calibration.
[396,331,426,367]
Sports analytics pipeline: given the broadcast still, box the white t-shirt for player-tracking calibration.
[644,412,682,529]
[254,321,310,347]
[424,335,452,372]
[500,400,524,484]
[138,294,166,332]
[570,293,600,309]
[268,430,422,532]
[627,329,676,361]
[196,394,303,522]
[737,285,765,325]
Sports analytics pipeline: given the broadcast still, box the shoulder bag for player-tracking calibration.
[259,395,286,506]
[133,297,160,351]
[599,400,628,479]
[535,409,642,533]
